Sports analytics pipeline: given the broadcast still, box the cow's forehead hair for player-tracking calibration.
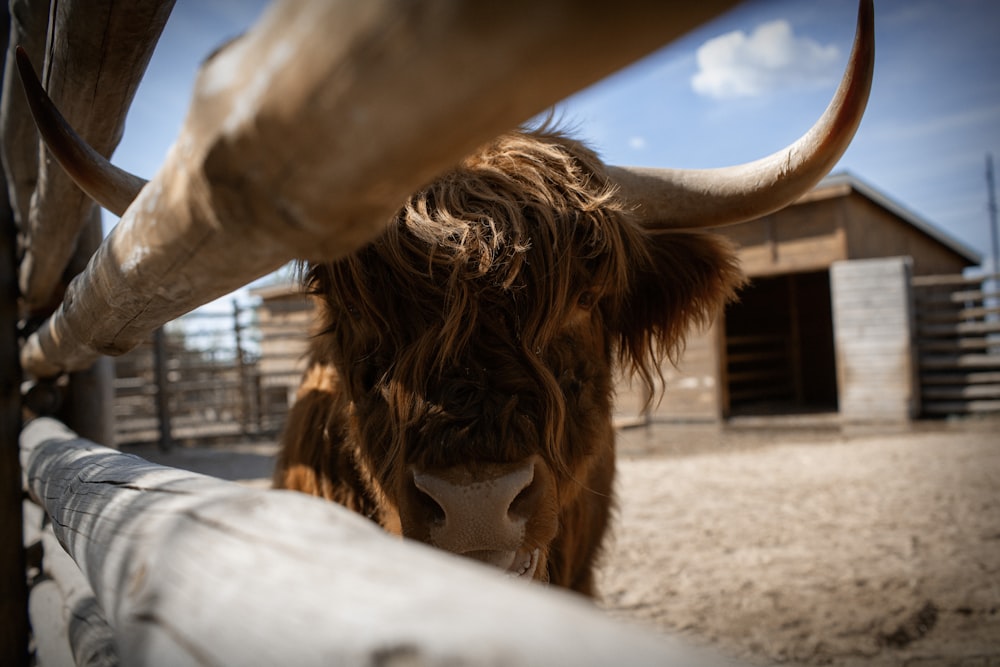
[317,128,644,359]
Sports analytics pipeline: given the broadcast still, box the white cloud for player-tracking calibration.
[691,20,840,100]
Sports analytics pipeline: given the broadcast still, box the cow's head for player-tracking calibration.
[298,0,872,577]
[304,129,746,579]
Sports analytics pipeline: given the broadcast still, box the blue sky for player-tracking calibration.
[111,0,1000,283]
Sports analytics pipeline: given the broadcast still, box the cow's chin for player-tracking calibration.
[458,547,542,580]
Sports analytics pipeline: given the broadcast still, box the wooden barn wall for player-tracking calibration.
[841,196,971,276]
[720,195,848,278]
[643,320,723,422]
[830,256,918,421]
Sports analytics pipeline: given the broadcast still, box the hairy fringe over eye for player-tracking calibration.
[301,127,739,475]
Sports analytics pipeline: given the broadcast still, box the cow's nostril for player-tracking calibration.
[412,482,446,525]
[508,467,539,520]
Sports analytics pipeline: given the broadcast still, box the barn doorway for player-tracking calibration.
[724,270,838,416]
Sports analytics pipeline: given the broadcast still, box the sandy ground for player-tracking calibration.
[132,416,1000,666]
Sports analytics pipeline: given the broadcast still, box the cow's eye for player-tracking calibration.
[561,371,583,397]
[577,290,597,310]
[343,300,361,320]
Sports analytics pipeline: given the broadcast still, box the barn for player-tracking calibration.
[616,172,983,425]
[250,172,984,427]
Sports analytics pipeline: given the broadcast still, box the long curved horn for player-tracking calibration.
[15,46,147,217]
[608,0,874,230]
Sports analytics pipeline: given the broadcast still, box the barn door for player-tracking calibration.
[724,270,838,416]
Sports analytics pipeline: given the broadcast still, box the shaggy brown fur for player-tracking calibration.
[274,128,744,595]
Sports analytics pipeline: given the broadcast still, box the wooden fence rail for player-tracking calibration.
[913,272,1000,415]
[18,0,737,378]
[21,417,729,666]
[25,518,116,667]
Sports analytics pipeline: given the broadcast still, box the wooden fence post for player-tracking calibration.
[0,5,29,658]
[0,189,28,667]
[152,327,172,451]
[59,208,116,447]
[16,0,174,312]
[232,299,251,437]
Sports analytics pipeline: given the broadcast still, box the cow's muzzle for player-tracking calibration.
[407,456,546,578]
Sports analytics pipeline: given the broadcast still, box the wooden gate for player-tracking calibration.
[913,273,1000,416]
[112,298,308,448]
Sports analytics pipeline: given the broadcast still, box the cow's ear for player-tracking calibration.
[614,231,744,388]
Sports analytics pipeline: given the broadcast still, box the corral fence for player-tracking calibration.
[2,1,749,665]
[913,272,1000,416]
[113,290,310,448]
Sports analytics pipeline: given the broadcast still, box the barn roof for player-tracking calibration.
[800,172,981,265]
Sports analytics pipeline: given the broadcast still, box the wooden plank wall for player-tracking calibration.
[721,198,848,278]
[830,257,918,421]
[912,273,1000,415]
[646,321,723,421]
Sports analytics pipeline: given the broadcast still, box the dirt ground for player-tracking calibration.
[133,416,1000,666]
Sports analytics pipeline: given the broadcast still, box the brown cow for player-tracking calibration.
[274,1,873,594]
[18,2,872,597]
[274,127,746,592]
[269,1,872,594]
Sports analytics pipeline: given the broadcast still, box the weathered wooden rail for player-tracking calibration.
[21,417,728,666]
[18,0,739,378]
